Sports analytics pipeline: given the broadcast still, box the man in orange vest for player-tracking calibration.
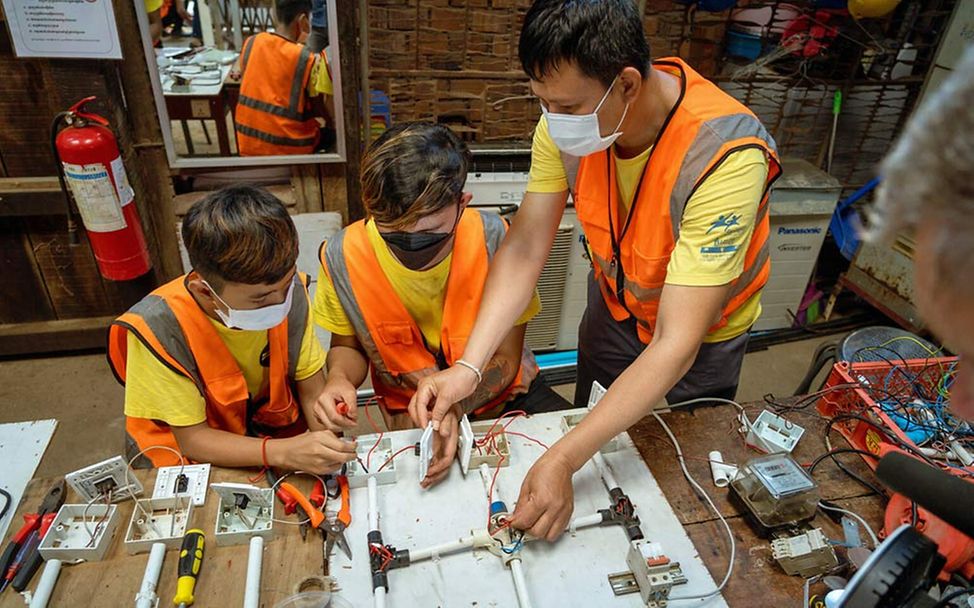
[108,185,357,471]
[313,122,571,487]
[230,0,335,156]
[410,0,781,539]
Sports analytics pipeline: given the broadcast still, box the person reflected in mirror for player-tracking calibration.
[230,0,335,155]
[145,0,164,45]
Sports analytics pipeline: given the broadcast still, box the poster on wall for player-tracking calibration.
[2,0,122,59]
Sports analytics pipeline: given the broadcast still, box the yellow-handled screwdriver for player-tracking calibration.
[173,529,205,607]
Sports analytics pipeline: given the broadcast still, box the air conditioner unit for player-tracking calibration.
[466,171,589,352]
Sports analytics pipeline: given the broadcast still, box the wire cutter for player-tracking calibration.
[323,474,352,561]
[266,471,324,541]
[0,480,65,594]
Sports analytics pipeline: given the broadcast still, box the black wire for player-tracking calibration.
[807,447,887,496]
[0,488,11,522]
[932,586,974,608]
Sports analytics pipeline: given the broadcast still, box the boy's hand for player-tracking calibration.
[315,377,359,432]
[269,431,356,474]
[420,404,461,489]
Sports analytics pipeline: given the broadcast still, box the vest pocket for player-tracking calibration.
[377,322,415,346]
[628,245,670,293]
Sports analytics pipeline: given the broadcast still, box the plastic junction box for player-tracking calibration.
[66,456,143,503]
[458,415,475,476]
[745,410,805,453]
[123,496,194,554]
[469,421,511,469]
[38,504,121,562]
[345,435,398,488]
[211,483,274,545]
[418,423,434,482]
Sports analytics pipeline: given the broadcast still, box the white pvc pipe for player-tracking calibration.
[479,463,506,504]
[509,558,533,608]
[368,476,379,531]
[135,542,167,608]
[374,586,386,608]
[567,513,603,534]
[28,559,61,608]
[243,536,263,608]
[591,453,619,491]
[408,535,480,563]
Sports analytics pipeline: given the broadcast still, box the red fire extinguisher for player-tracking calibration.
[53,97,152,281]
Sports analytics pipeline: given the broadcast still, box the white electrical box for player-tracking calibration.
[152,464,211,507]
[771,528,838,577]
[458,415,475,476]
[123,496,194,554]
[418,423,434,482]
[211,483,274,545]
[38,504,121,562]
[66,456,143,503]
[745,410,805,453]
[345,435,398,488]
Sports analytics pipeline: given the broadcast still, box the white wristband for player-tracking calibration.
[455,359,483,384]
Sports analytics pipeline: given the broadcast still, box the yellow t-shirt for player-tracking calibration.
[308,53,333,97]
[144,0,163,13]
[123,298,325,427]
[314,219,542,352]
[527,115,769,343]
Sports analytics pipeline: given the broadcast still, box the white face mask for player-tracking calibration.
[204,278,294,331]
[542,75,630,156]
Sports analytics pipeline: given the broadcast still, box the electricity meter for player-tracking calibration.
[729,453,819,535]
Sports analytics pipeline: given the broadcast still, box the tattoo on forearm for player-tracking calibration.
[459,357,517,414]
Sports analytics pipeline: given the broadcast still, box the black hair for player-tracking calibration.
[182,184,298,288]
[274,0,311,27]
[361,122,471,228]
[519,0,651,87]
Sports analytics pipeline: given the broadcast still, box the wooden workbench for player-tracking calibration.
[0,400,884,607]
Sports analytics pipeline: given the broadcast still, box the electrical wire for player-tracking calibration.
[362,398,384,470]
[651,408,735,601]
[817,502,879,548]
[0,487,11,523]
[932,586,974,608]
[377,445,414,473]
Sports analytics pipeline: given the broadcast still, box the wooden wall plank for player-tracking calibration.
[337,0,365,222]
[25,216,114,319]
[0,218,55,323]
[291,165,324,214]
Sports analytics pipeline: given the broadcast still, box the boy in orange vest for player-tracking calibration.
[230,0,335,155]
[313,122,571,487]
[108,185,356,471]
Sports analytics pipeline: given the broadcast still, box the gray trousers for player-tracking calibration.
[574,272,749,408]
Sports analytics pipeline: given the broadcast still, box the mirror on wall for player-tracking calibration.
[134,0,345,168]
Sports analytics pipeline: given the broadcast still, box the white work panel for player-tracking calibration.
[329,409,728,608]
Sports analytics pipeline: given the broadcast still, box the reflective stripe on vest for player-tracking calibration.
[572,57,782,343]
[236,33,318,155]
[322,209,538,414]
[107,273,310,466]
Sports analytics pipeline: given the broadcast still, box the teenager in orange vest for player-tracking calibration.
[411,0,781,539]
[108,185,356,471]
[230,0,335,156]
[313,122,571,487]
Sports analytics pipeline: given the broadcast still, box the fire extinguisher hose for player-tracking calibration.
[51,111,80,246]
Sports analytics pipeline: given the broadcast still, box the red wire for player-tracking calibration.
[362,397,383,469]
[504,431,549,450]
[377,444,414,473]
[475,410,527,447]
[485,451,507,534]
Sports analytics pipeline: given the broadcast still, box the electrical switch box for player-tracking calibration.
[212,483,274,545]
[66,456,143,503]
[346,434,398,488]
[38,504,121,562]
[745,410,805,453]
[123,496,194,554]
[469,421,511,469]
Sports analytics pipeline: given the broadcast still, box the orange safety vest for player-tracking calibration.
[321,209,539,415]
[107,273,311,467]
[567,57,782,344]
[235,32,319,156]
